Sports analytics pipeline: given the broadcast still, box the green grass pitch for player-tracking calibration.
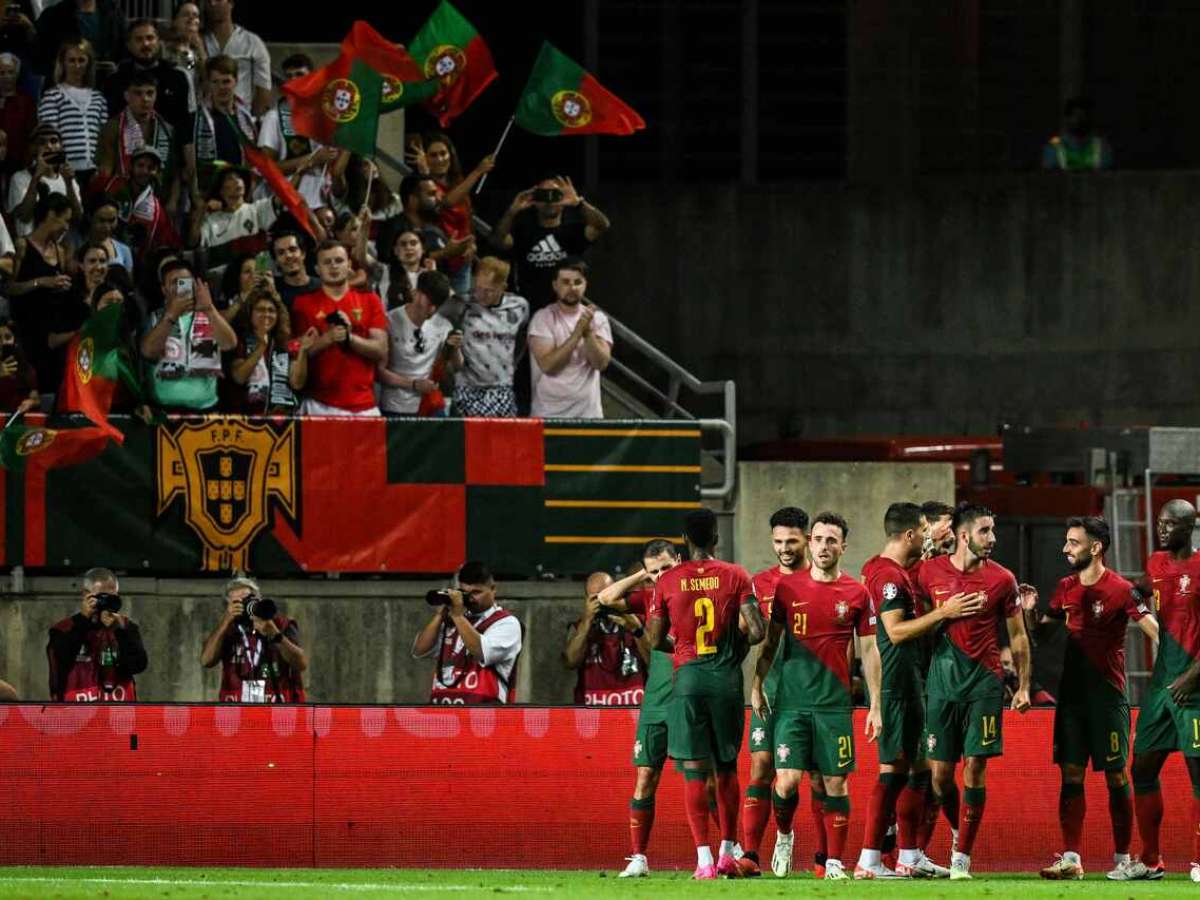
[0,867,1194,898]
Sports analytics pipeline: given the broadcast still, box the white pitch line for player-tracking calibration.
[0,876,552,893]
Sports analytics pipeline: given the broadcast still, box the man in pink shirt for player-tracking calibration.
[526,258,612,418]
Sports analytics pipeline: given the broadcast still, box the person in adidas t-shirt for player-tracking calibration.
[492,174,609,311]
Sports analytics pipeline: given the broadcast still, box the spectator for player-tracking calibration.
[290,240,387,416]
[7,124,83,238]
[163,2,205,113]
[271,229,319,309]
[453,256,528,418]
[314,204,335,237]
[60,273,144,413]
[377,269,461,416]
[921,499,956,558]
[1043,96,1112,172]
[379,227,432,310]
[412,561,524,705]
[68,194,133,273]
[527,258,612,419]
[0,3,35,79]
[94,146,179,262]
[492,174,610,311]
[332,208,374,290]
[345,157,401,236]
[218,249,268,319]
[190,166,275,275]
[9,193,75,400]
[140,257,236,411]
[184,55,254,197]
[72,238,108,297]
[407,131,487,296]
[258,53,344,216]
[34,0,126,79]
[47,567,147,702]
[96,71,181,212]
[0,316,39,413]
[563,570,651,706]
[199,576,307,703]
[227,285,309,414]
[37,38,107,189]
[201,0,269,116]
[385,173,471,278]
[0,53,34,178]
[102,18,191,134]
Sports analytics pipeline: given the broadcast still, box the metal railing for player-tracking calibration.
[603,314,737,501]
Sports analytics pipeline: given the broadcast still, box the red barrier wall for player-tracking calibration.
[0,704,1193,871]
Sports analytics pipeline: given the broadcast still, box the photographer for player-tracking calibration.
[46,567,147,702]
[563,570,652,706]
[412,561,523,704]
[200,577,307,703]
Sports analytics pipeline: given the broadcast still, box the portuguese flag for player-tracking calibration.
[58,303,142,442]
[223,116,318,240]
[282,21,424,156]
[407,1,497,127]
[515,42,645,137]
[0,419,113,472]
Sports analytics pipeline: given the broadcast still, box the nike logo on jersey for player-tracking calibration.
[838,759,853,768]
[933,589,950,595]
[980,738,997,747]
[1106,753,1121,762]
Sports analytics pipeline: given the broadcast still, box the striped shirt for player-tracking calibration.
[36,86,108,170]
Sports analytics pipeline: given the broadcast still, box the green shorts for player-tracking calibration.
[925,695,1004,761]
[666,691,744,765]
[878,695,926,765]
[773,708,855,776]
[748,707,775,755]
[1054,699,1129,771]
[633,719,669,768]
[1133,689,1200,757]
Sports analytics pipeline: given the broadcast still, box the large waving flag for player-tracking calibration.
[407,1,497,127]
[0,419,114,472]
[515,42,645,137]
[58,302,143,441]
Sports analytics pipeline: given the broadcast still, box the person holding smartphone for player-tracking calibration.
[6,123,82,238]
[139,258,236,411]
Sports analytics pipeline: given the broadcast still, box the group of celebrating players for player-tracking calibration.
[596,496,1200,882]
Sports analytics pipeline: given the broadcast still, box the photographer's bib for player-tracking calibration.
[573,622,646,706]
[430,608,519,704]
[218,617,306,703]
[60,630,137,702]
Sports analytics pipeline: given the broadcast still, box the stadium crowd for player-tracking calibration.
[0,1,613,420]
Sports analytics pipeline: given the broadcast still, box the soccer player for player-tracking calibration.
[1024,516,1158,880]
[921,501,956,558]
[752,512,880,881]
[739,506,809,877]
[647,509,765,880]
[855,502,983,879]
[1122,499,1200,881]
[915,502,1032,880]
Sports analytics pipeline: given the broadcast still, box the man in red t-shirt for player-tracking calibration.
[291,240,388,415]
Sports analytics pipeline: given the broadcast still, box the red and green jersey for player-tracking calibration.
[1146,550,1200,699]
[753,565,789,702]
[514,42,645,137]
[772,570,874,710]
[649,558,754,672]
[1051,569,1148,703]
[916,555,1020,700]
[628,588,672,714]
[863,554,924,700]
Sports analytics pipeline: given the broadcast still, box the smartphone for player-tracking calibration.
[254,251,272,275]
[44,151,66,167]
[175,276,194,299]
[531,188,563,204]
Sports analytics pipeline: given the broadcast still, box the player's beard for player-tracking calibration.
[1068,552,1091,572]
[776,549,800,569]
[967,538,992,561]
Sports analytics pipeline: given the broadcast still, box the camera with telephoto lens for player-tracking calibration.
[92,592,122,614]
[239,594,277,623]
[425,589,453,607]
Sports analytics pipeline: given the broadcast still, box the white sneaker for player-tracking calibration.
[619,855,649,878]
[950,852,972,880]
[1107,858,1164,881]
[1191,862,1200,883]
[1039,853,1083,880]
[854,861,899,879]
[771,830,794,878]
[825,859,849,880]
[731,842,745,860]
[895,853,948,879]
[1106,857,1137,881]
[920,853,951,878]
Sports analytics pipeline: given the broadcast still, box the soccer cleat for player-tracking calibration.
[716,854,743,878]
[1108,858,1165,881]
[771,830,794,878]
[1039,854,1084,880]
[949,853,972,880]
[1192,863,1200,883]
[917,853,951,878]
[854,859,899,879]
[618,855,648,878]
[736,856,762,877]
[825,859,849,880]
[692,864,718,880]
[731,842,745,860]
[814,851,828,879]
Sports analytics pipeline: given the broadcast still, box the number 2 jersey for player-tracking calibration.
[1146,550,1200,702]
[649,558,755,694]
[915,554,1020,701]
[771,569,875,710]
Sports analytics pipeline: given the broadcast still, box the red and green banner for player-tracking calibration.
[515,42,645,137]
[406,1,497,127]
[282,21,425,156]
[58,303,142,439]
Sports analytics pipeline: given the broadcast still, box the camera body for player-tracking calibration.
[426,589,452,607]
[44,151,66,167]
[93,592,122,615]
[532,187,563,204]
[325,310,349,329]
[238,594,278,623]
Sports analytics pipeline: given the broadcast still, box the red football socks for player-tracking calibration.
[683,771,711,848]
[959,786,986,855]
[629,796,655,856]
[1108,782,1133,856]
[811,787,828,854]
[715,769,740,844]
[742,779,772,854]
[1134,782,1163,866]
[897,780,924,849]
[865,773,906,850]
[1059,783,1085,853]
[824,795,851,861]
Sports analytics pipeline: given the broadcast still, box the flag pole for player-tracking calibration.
[475,116,515,195]
[2,409,24,432]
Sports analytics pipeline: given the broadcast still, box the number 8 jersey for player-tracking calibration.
[649,558,756,672]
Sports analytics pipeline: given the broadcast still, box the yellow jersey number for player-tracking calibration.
[695,597,716,655]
